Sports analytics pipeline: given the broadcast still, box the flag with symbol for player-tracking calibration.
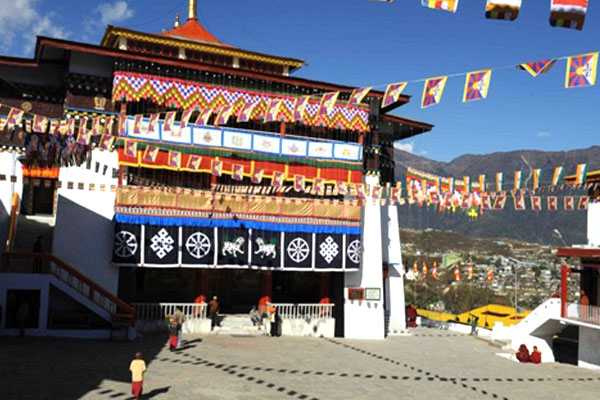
[422,0,459,13]
[565,52,598,88]
[293,96,311,122]
[551,166,564,186]
[485,0,521,21]
[421,77,448,108]
[32,114,49,133]
[382,82,408,108]
[575,163,588,185]
[142,145,159,163]
[318,92,339,117]
[187,155,202,171]
[550,0,589,30]
[463,70,492,102]
[232,164,244,181]
[211,159,223,177]
[168,151,182,169]
[6,108,24,129]
[519,59,556,77]
[348,87,371,106]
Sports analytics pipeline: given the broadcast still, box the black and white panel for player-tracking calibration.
[144,225,179,265]
[250,230,282,269]
[113,223,142,265]
[315,234,343,270]
[181,227,214,266]
[284,232,313,269]
[345,234,362,270]
[218,228,250,266]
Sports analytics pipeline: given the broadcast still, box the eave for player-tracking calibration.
[101,26,305,71]
[557,247,600,259]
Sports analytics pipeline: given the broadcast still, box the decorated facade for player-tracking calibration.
[0,1,432,339]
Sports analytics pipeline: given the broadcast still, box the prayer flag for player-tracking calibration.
[382,82,408,108]
[237,102,258,123]
[578,196,590,210]
[478,174,486,192]
[313,178,325,195]
[422,0,459,13]
[575,163,588,185]
[272,171,285,188]
[495,172,503,193]
[91,117,103,136]
[99,133,114,150]
[180,109,193,129]
[168,151,182,169]
[318,92,339,116]
[550,0,589,30]
[531,196,542,211]
[565,52,598,88]
[163,111,177,133]
[513,193,526,210]
[264,99,283,123]
[187,155,202,170]
[252,169,264,184]
[196,107,213,126]
[485,0,521,20]
[463,70,492,102]
[564,196,575,211]
[124,141,138,158]
[462,176,471,193]
[338,181,349,196]
[532,169,542,191]
[32,114,49,133]
[232,164,244,181]
[348,87,371,106]
[494,194,507,210]
[215,105,234,126]
[50,119,60,135]
[293,96,311,122]
[6,108,24,129]
[105,116,115,136]
[547,196,558,211]
[421,77,448,108]
[519,60,556,77]
[148,113,160,133]
[118,114,127,136]
[77,117,91,145]
[132,114,144,135]
[294,175,306,192]
[142,145,159,163]
[211,159,223,177]
[513,170,522,191]
[552,166,564,186]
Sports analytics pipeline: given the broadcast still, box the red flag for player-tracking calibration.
[142,145,159,163]
[168,151,182,169]
[548,196,558,211]
[578,196,590,210]
[187,155,202,171]
[564,196,575,211]
[232,164,244,181]
[211,159,223,177]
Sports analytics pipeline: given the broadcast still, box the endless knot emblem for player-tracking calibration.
[114,231,137,258]
[347,240,361,265]
[319,236,339,264]
[255,238,276,259]
[287,237,310,263]
[150,229,175,259]
[185,232,211,260]
[222,237,245,258]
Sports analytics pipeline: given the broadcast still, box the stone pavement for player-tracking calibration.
[1,328,599,400]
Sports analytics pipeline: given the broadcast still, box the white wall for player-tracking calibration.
[579,326,600,370]
[344,175,385,340]
[52,149,120,295]
[0,151,23,251]
[588,202,600,247]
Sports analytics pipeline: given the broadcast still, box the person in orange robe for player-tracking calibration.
[516,344,530,363]
[530,346,542,364]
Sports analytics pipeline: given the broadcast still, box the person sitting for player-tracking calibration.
[530,346,542,364]
[249,306,261,327]
[516,344,530,363]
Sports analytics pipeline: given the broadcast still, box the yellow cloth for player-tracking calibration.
[129,360,146,382]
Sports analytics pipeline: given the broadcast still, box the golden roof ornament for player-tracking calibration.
[174,14,180,28]
[188,0,197,20]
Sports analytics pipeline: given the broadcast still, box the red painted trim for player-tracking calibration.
[556,248,600,258]
[561,264,569,318]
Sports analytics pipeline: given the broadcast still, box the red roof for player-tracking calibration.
[556,247,600,258]
[162,18,230,47]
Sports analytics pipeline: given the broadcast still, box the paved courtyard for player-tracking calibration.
[1,328,599,400]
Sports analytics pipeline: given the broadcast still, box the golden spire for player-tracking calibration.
[188,0,197,20]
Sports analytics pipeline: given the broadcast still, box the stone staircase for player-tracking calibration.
[212,314,266,336]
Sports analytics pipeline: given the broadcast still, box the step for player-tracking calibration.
[211,325,267,337]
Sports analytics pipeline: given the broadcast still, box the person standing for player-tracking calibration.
[208,296,220,331]
[470,314,479,336]
[580,290,590,320]
[168,317,178,351]
[129,352,146,400]
[174,307,185,348]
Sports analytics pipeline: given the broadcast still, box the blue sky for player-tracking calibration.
[1,0,598,161]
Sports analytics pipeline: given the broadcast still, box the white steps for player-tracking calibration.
[212,314,267,336]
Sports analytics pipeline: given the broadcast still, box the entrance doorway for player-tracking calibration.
[208,270,262,314]
[21,179,57,216]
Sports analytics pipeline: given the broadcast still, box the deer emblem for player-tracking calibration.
[255,237,276,259]
[222,237,245,258]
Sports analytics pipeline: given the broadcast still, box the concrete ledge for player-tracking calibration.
[282,318,335,338]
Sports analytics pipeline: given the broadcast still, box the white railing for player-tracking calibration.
[566,303,600,326]
[134,303,208,321]
[270,303,334,320]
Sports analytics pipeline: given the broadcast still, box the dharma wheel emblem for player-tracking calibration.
[185,232,211,259]
[287,237,310,263]
[114,231,138,258]
[347,240,361,265]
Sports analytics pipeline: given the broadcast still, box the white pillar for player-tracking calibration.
[384,204,407,335]
[344,175,385,340]
[588,202,600,247]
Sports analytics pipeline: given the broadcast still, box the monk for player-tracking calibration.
[516,344,530,363]
[168,317,178,351]
[129,352,146,400]
[530,346,542,364]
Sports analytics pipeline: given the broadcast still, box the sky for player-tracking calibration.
[0,0,598,162]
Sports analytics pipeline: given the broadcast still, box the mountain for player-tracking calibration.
[393,146,600,245]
